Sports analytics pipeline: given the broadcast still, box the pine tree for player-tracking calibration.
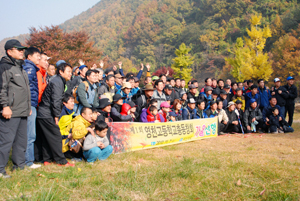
[171,43,194,85]
[226,15,273,82]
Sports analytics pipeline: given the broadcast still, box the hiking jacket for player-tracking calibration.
[23,59,39,107]
[203,109,218,118]
[37,74,66,118]
[243,106,262,126]
[97,82,115,101]
[36,65,47,103]
[152,90,166,110]
[225,109,238,124]
[58,106,75,153]
[258,86,270,109]
[283,84,298,105]
[231,95,245,111]
[66,114,91,140]
[0,56,31,117]
[182,106,197,120]
[66,75,85,95]
[262,105,283,122]
[271,86,289,107]
[245,92,260,109]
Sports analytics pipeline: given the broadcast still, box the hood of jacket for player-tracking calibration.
[121,103,131,116]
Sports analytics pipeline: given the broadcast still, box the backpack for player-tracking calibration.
[73,81,89,104]
[132,90,146,106]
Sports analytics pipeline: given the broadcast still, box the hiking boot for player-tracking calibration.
[278,128,284,133]
[0,172,11,179]
[57,162,75,167]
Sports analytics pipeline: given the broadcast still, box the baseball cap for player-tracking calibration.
[79,65,88,71]
[4,39,27,50]
[188,98,196,104]
[121,82,132,89]
[205,86,213,92]
[224,84,230,89]
[97,98,112,109]
[220,89,228,95]
[160,101,171,108]
[165,84,173,90]
[56,60,66,67]
[227,101,235,108]
[189,84,197,89]
[152,76,159,81]
[287,76,294,81]
[274,78,280,83]
[235,100,242,105]
[249,98,257,104]
[128,101,137,108]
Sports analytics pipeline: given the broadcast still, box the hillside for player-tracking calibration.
[2,0,300,81]
[0,34,29,57]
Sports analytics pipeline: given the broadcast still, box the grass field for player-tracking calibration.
[1,117,300,200]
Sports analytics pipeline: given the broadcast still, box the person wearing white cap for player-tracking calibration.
[182,98,197,120]
[224,102,241,133]
[283,76,298,126]
[271,78,289,116]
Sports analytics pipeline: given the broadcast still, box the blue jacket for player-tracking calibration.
[119,69,143,80]
[245,92,260,109]
[262,105,283,122]
[182,106,197,120]
[116,89,133,103]
[203,109,218,118]
[258,87,270,109]
[23,59,39,107]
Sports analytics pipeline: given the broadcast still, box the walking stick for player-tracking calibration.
[234,109,245,134]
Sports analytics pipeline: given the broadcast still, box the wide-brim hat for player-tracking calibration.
[143,84,155,91]
[121,82,132,89]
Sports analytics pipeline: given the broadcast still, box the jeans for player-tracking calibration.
[279,106,285,120]
[83,145,113,163]
[25,106,36,166]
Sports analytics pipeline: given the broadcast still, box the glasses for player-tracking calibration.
[11,48,24,52]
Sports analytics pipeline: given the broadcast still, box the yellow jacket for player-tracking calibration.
[62,115,91,153]
[231,95,245,111]
[58,110,74,153]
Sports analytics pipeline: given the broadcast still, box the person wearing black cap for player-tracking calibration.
[245,85,260,109]
[96,98,112,122]
[218,89,228,109]
[164,84,179,105]
[271,78,289,116]
[0,39,31,178]
[187,84,198,101]
[283,76,298,126]
[134,84,154,118]
[224,84,232,102]
[111,94,132,122]
[212,89,219,102]
[257,79,271,112]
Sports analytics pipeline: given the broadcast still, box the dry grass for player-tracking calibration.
[1,117,300,200]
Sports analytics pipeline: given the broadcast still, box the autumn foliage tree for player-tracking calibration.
[26,26,102,67]
[152,66,174,77]
[226,15,273,82]
[271,25,300,81]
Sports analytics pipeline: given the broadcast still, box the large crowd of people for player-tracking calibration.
[0,39,297,178]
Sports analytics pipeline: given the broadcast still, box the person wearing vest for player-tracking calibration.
[182,98,197,120]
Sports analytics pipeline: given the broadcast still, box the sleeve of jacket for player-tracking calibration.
[119,69,124,77]
[192,109,198,119]
[97,85,106,96]
[289,86,298,99]
[203,112,208,118]
[23,64,35,83]
[0,66,10,107]
[50,80,64,117]
[262,107,268,122]
[72,123,88,139]
[256,108,263,121]
[136,70,143,80]
[280,87,289,99]
[77,83,91,108]
[182,109,188,120]
[83,134,97,151]
[111,107,132,121]
[243,109,249,126]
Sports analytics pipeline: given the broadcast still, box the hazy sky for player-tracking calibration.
[0,0,100,41]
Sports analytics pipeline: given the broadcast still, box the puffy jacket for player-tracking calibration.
[66,115,91,140]
[262,105,283,122]
[243,106,262,126]
[146,107,161,122]
[0,56,31,117]
[37,75,66,118]
[36,65,47,103]
[258,87,270,109]
[58,106,74,153]
[140,108,164,122]
[23,59,39,107]
[120,103,131,116]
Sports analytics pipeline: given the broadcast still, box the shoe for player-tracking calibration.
[219,132,225,135]
[71,158,82,162]
[258,129,264,134]
[0,172,11,179]
[278,128,284,133]
[57,162,75,167]
[29,164,42,169]
[44,161,52,166]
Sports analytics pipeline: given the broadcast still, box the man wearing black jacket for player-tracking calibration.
[0,40,30,178]
[283,76,298,126]
[37,62,74,167]
[271,78,289,117]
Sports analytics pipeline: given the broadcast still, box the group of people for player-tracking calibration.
[0,39,297,178]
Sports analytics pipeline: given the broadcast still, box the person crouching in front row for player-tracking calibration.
[83,121,113,163]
